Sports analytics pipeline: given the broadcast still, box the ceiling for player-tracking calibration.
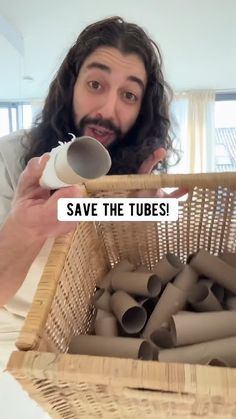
[0,0,235,100]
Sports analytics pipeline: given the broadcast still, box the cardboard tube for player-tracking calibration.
[93,289,111,312]
[189,249,236,294]
[111,272,162,297]
[40,136,111,189]
[186,253,197,264]
[151,311,195,348]
[152,254,183,285]
[169,311,236,346]
[98,260,135,291]
[198,278,225,303]
[218,252,236,268]
[151,327,174,348]
[110,290,147,334]
[206,358,230,367]
[136,297,158,318]
[188,283,223,312]
[94,310,118,337]
[68,335,153,360]
[173,265,199,292]
[135,265,151,273]
[142,283,187,341]
[224,296,236,310]
[158,337,236,366]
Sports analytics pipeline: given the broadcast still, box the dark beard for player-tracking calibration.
[75,116,123,149]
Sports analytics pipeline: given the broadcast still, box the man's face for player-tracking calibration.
[73,46,147,147]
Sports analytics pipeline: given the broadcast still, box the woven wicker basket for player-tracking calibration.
[7,173,236,419]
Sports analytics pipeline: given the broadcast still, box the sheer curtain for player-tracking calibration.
[171,90,215,173]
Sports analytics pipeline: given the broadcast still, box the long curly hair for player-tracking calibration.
[23,16,178,174]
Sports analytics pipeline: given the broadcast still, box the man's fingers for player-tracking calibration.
[165,188,189,198]
[17,154,50,195]
[47,185,87,205]
[138,148,167,174]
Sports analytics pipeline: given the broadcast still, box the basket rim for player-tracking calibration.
[7,350,236,400]
[84,172,236,192]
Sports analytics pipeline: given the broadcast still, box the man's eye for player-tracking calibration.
[124,91,137,103]
[88,81,101,90]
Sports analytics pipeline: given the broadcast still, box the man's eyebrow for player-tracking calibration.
[127,75,145,92]
[86,62,145,92]
[86,62,111,72]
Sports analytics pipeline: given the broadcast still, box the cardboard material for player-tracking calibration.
[225,296,236,310]
[142,283,187,341]
[98,260,135,290]
[158,337,236,366]
[110,290,147,334]
[93,289,111,312]
[68,335,153,360]
[199,278,224,303]
[218,252,236,268]
[152,254,183,285]
[169,311,236,346]
[188,283,223,311]
[173,265,198,292]
[111,272,162,297]
[94,309,118,337]
[190,249,236,294]
[136,297,158,318]
[40,136,111,189]
[135,265,151,273]
[150,327,174,348]
[206,358,229,367]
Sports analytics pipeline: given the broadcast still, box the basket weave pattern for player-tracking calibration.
[7,173,236,418]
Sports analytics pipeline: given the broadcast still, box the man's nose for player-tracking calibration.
[96,91,118,122]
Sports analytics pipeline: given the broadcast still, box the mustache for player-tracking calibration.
[76,116,122,137]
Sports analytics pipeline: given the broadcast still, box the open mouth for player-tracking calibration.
[84,125,115,146]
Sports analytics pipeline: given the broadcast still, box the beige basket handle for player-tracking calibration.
[84,172,236,193]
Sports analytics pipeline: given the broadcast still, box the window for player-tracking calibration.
[0,108,10,137]
[0,102,33,137]
[214,94,236,172]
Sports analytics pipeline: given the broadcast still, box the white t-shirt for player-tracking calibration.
[0,131,53,369]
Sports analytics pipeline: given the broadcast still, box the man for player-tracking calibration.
[0,17,182,365]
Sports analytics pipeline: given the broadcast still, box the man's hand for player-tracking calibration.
[9,154,83,239]
[0,155,85,305]
[132,148,188,198]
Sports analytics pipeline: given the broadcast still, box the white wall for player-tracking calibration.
[0,0,236,100]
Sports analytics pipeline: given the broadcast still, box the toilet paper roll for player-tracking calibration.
[142,283,187,341]
[158,337,236,367]
[188,283,223,311]
[98,260,135,291]
[224,296,236,310]
[135,265,152,273]
[206,358,229,367]
[189,249,236,294]
[152,254,183,285]
[93,289,111,312]
[94,309,118,337]
[186,253,197,264]
[173,265,199,292]
[68,335,153,360]
[136,297,158,318]
[169,310,236,346]
[198,278,225,303]
[110,290,147,334]
[150,327,174,348]
[111,272,162,297]
[218,252,236,268]
[40,136,111,189]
